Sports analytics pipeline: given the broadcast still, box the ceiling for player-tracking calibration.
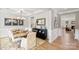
[54,8,79,14]
[0,8,78,18]
[0,8,50,17]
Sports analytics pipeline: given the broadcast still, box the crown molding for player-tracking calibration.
[58,9,79,15]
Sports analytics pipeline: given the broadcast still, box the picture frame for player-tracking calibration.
[54,17,58,28]
[5,18,24,26]
[19,20,24,25]
[5,18,12,25]
[36,18,46,25]
[12,19,18,25]
[71,21,75,24]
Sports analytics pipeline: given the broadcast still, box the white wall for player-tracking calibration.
[50,12,76,43]
[28,10,61,43]
[60,12,79,41]
[0,9,53,43]
[49,9,62,43]
[1,9,78,43]
[61,14,76,28]
[75,12,79,40]
[28,10,52,43]
[28,9,64,43]
[0,13,30,37]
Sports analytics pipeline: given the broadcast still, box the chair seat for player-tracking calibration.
[15,38,27,49]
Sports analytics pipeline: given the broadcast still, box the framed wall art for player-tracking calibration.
[36,18,46,25]
[4,18,24,26]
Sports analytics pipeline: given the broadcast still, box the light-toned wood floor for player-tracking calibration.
[32,36,79,50]
[32,30,79,50]
[1,30,79,50]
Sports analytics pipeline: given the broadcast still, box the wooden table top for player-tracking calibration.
[13,30,29,38]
